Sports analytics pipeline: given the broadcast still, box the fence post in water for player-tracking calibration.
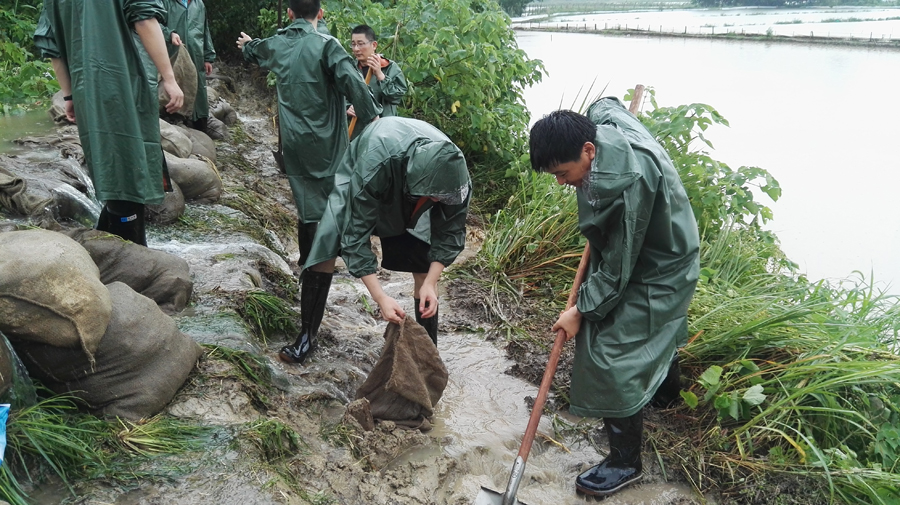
[684,26,687,34]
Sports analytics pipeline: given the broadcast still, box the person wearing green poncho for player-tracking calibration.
[34,0,184,247]
[161,0,216,132]
[346,24,407,139]
[279,117,470,365]
[529,99,699,498]
[237,0,381,270]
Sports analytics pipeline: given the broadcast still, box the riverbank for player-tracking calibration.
[515,24,900,49]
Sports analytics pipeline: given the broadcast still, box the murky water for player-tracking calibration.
[0,110,54,154]
[517,29,900,294]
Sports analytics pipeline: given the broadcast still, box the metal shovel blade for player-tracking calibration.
[473,486,529,505]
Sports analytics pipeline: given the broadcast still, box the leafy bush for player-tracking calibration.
[0,3,60,114]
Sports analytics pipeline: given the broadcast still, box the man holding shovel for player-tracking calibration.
[346,24,407,139]
[529,98,699,498]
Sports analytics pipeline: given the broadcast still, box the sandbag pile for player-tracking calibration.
[355,316,448,431]
[0,229,201,420]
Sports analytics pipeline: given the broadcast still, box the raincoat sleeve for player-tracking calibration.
[380,63,408,105]
[34,6,61,59]
[326,39,382,125]
[341,168,389,278]
[203,16,216,62]
[427,189,470,267]
[576,126,655,322]
[123,0,167,26]
[241,37,274,69]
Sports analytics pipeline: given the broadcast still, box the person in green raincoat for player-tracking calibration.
[34,0,184,247]
[279,117,470,364]
[236,0,381,269]
[529,99,699,498]
[161,0,216,132]
[346,24,407,138]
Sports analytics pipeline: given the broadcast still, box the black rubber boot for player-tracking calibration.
[96,200,146,246]
[576,410,643,497]
[650,352,682,408]
[279,270,333,364]
[414,298,438,346]
[192,117,209,134]
[297,221,319,272]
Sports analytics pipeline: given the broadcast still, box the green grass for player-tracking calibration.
[236,290,300,343]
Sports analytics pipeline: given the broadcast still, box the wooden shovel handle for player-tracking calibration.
[347,66,374,138]
[517,243,590,462]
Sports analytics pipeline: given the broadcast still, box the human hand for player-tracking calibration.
[236,32,252,50]
[170,32,182,46]
[161,79,184,113]
[375,295,405,324]
[346,105,356,117]
[64,99,76,123]
[204,62,213,76]
[551,306,582,342]
[366,55,385,80]
[417,283,439,319]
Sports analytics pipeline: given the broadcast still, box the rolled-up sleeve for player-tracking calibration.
[123,0,167,26]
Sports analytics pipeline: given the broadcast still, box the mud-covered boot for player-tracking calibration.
[414,298,438,346]
[576,410,643,497]
[96,200,147,246]
[279,270,332,364]
[650,352,682,408]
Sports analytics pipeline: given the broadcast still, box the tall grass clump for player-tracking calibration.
[1,394,210,505]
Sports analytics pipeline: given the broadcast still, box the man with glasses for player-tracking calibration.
[346,24,407,137]
[279,116,470,364]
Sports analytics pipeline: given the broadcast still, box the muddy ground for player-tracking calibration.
[9,66,823,505]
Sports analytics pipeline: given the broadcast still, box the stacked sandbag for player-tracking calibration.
[160,120,193,159]
[147,179,186,225]
[159,45,198,117]
[180,127,217,164]
[164,151,222,203]
[0,230,111,363]
[15,282,202,420]
[65,228,193,314]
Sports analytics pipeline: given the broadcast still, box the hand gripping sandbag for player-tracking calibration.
[0,230,111,360]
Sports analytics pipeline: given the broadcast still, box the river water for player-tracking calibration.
[516,27,900,294]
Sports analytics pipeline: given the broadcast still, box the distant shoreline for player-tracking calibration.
[514,25,900,49]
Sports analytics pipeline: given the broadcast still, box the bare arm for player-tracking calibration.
[361,274,405,324]
[134,18,183,113]
[50,58,75,122]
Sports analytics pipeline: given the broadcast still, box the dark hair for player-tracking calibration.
[529,110,596,173]
[289,0,320,20]
[351,24,377,42]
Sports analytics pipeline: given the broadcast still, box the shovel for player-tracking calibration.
[474,244,591,505]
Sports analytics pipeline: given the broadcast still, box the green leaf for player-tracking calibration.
[699,365,723,388]
[742,385,766,407]
[681,390,698,409]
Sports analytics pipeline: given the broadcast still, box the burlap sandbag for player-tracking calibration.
[164,152,222,203]
[0,229,110,357]
[211,101,238,126]
[64,229,193,314]
[355,316,448,430]
[159,45,197,117]
[0,165,53,216]
[205,115,228,140]
[160,120,193,159]
[180,126,216,164]
[147,178,186,225]
[14,282,202,420]
[47,90,72,125]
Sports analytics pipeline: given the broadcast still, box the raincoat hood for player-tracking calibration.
[406,141,469,205]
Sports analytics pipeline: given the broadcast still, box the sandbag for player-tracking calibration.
[182,127,216,164]
[14,282,202,420]
[164,152,222,203]
[205,115,228,140]
[355,316,448,430]
[47,90,72,125]
[160,120,193,159]
[211,101,238,127]
[0,229,110,357]
[0,165,53,216]
[147,178,186,225]
[64,228,193,314]
[159,45,197,117]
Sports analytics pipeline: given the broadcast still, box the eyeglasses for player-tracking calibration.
[349,41,372,48]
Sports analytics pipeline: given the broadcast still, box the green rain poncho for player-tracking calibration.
[569,97,699,419]
[305,117,470,277]
[160,0,215,121]
[242,19,381,223]
[34,0,168,206]
[359,58,407,118]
